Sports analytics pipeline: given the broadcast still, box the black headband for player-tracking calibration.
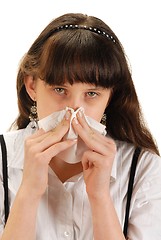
[45,24,116,43]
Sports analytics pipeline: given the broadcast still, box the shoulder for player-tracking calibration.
[136,149,161,189]
[117,140,161,185]
[0,129,23,171]
[2,123,35,151]
[0,124,34,170]
[2,129,26,154]
[3,128,25,144]
[117,140,161,164]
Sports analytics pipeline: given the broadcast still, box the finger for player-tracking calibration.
[81,150,107,170]
[76,110,91,131]
[40,139,77,163]
[26,111,71,146]
[76,110,107,141]
[72,117,116,156]
[82,152,95,170]
[72,113,94,139]
[38,116,72,150]
[27,128,46,140]
[74,110,108,143]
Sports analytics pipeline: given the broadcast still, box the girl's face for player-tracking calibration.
[26,78,112,122]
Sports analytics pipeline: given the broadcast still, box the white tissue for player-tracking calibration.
[38,107,106,164]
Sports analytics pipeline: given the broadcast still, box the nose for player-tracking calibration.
[67,96,83,111]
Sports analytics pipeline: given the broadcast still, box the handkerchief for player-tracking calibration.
[38,107,106,163]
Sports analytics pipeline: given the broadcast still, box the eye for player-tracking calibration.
[54,88,66,94]
[86,91,98,98]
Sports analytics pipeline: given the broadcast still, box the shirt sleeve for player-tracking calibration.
[127,152,161,240]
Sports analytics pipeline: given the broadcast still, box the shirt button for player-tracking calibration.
[64,231,70,237]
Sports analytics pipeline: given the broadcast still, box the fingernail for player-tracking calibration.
[65,111,70,120]
[78,109,83,118]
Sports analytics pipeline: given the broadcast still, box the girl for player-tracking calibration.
[0,13,161,240]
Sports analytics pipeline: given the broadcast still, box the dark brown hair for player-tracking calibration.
[15,13,159,155]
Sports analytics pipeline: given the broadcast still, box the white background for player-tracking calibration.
[0,0,160,152]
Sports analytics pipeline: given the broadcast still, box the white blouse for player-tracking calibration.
[0,123,161,239]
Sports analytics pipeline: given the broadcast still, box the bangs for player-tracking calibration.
[39,30,121,88]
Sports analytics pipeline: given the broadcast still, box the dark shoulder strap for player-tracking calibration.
[123,147,142,238]
[0,134,9,224]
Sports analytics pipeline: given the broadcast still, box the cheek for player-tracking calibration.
[36,98,67,120]
[85,106,106,122]
[86,99,108,122]
[34,83,64,119]
[36,102,51,120]
[93,110,105,122]
[36,95,55,119]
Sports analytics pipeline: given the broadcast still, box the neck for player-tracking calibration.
[49,157,83,183]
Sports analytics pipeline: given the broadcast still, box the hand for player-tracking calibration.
[72,111,116,200]
[21,112,76,198]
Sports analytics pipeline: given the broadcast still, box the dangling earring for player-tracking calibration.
[101,113,107,126]
[29,101,38,129]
